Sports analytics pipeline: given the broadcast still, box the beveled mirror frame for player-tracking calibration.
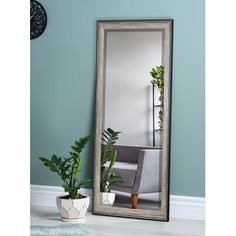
[93,20,173,221]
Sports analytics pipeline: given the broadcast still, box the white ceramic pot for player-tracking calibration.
[56,195,90,222]
[100,192,115,206]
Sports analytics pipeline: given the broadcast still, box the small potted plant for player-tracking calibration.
[150,65,164,146]
[100,128,123,206]
[150,65,164,104]
[39,136,92,222]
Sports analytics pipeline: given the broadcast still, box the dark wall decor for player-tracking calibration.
[30,0,47,40]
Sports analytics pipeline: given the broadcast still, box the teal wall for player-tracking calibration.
[31,0,205,197]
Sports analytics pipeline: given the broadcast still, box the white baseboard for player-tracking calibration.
[30,185,205,221]
[169,195,205,221]
[30,184,92,209]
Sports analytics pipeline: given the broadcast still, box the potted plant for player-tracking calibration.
[100,128,123,206]
[150,65,164,146]
[39,136,92,222]
[150,65,164,104]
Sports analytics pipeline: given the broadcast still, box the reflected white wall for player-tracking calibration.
[104,31,162,146]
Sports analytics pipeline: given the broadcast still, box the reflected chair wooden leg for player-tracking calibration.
[131,193,138,209]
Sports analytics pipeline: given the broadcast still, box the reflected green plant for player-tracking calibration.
[100,128,123,192]
[150,65,164,130]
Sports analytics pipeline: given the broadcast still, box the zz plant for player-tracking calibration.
[39,136,92,199]
[100,128,123,193]
[150,65,165,131]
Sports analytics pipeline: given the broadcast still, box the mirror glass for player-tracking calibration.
[93,20,173,221]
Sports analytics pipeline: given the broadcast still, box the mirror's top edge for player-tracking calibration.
[97,19,173,23]
[97,19,173,31]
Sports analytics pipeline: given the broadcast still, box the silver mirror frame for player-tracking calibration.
[93,20,173,221]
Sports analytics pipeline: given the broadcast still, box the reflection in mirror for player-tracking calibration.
[93,20,173,221]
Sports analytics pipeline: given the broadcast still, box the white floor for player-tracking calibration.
[31,205,205,236]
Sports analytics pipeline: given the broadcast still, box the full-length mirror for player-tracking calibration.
[93,20,173,221]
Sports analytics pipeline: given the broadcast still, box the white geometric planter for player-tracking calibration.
[56,195,90,222]
[100,192,115,206]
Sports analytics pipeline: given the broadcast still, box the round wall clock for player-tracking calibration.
[30,0,47,40]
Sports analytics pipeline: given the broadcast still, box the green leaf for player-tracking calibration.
[102,132,109,140]
[51,154,57,162]
[107,128,114,134]
[109,150,117,168]
[44,162,52,167]
[39,157,50,163]
[104,129,112,138]
[61,173,68,181]
[50,166,57,172]
[60,160,67,168]
[62,183,71,193]
[104,150,117,181]
[109,137,119,141]
[55,157,61,165]
[74,158,82,179]
[75,140,80,147]
[71,146,78,152]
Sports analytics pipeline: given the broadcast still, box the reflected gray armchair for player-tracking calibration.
[104,145,162,209]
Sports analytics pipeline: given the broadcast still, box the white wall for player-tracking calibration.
[104,31,162,146]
